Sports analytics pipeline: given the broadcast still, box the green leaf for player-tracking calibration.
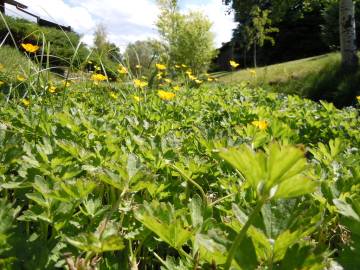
[189,195,204,228]
[273,230,302,262]
[219,143,316,200]
[135,202,193,250]
[66,233,124,253]
[333,199,360,221]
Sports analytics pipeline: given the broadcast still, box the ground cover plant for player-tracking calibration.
[1,43,360,269]
[0,4,360,266]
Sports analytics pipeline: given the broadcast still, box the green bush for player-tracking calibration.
[0,16,90,69]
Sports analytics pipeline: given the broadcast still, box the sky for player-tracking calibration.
[4,0,237,50]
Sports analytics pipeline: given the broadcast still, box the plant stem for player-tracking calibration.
[170,164,207,206]
[224,199,266,270]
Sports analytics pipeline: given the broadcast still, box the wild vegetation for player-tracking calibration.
[0,0,360,269]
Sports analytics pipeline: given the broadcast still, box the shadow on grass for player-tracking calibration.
[268,60,360,108]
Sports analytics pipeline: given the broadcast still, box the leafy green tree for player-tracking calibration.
[223,0,358,71]
[93,23,108,55]
[124,39,167,76]
[246,6,279,67]
[156,0,216,74]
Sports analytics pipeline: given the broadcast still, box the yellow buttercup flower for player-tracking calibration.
[207,77,214,82]
[158,90,176,101]
[136,64,142,69]
[357,96,360,102]
[118,65,128,74]
[195,79,203,84]
[185,70,192,76]
[110,92,118,99]
[249,69,257,76]
[164,78,172,83]
[175,64,181,68]
[156,63,166,71]
[21,43,40,53]
[188,74,197,81]
[173,85,180,91]
[21,99,30,107]
[91,74,107,82]
[133,79,148,88]
[156,72,163,79]
[48,86,56,93]
[229,60,239,68]
[63,81,71,87]
[252,120,268,130]
[133,95,142,102]
[181,64,187,68]
[17,75,26,82]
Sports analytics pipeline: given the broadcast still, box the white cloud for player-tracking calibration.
[4,0,236,49]
[184,0,237,47]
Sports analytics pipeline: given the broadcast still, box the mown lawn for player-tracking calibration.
[217,53,339,85]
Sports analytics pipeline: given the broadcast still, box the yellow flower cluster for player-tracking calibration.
[173,85,180,91]
[91,74,107,82]
[133,79,148,88]
[21,99,30,107]
[110,92,118,99]
[63,81,71,87]
[156,63,167,71]
[252,120,268,130]
[118,65,128,74]
[48,86,56,93]
[158,90,176,101]
[17,75,26,82]
[133,95,142,102]
[21,43,40,53]
[249,69,257,76]
[230,60,239,68]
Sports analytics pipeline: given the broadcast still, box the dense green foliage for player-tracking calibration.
[0,64,360,268]
[0,3,360,269]
[0,16,89,69]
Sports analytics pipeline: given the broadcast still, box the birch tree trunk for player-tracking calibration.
[339,0,358,71]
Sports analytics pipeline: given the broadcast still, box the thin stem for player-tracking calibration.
[209,193,235,207]
[170,164,207,206]
[224,199,266,270]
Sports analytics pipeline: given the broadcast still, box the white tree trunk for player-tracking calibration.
[339,0,358,71]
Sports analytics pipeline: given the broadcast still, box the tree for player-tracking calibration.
[339,0,358,70]
[223,0,358,71]
[93,23,108,55]
[92,23,121,63]
[124,39,167,75]
[246,7,279,67]
[157,0,216,74]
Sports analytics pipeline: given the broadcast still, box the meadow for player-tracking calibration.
[0,40,360,269]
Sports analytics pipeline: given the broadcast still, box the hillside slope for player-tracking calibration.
[216,53,360,107]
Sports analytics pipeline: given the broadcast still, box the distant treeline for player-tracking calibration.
[213,2,360,71]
